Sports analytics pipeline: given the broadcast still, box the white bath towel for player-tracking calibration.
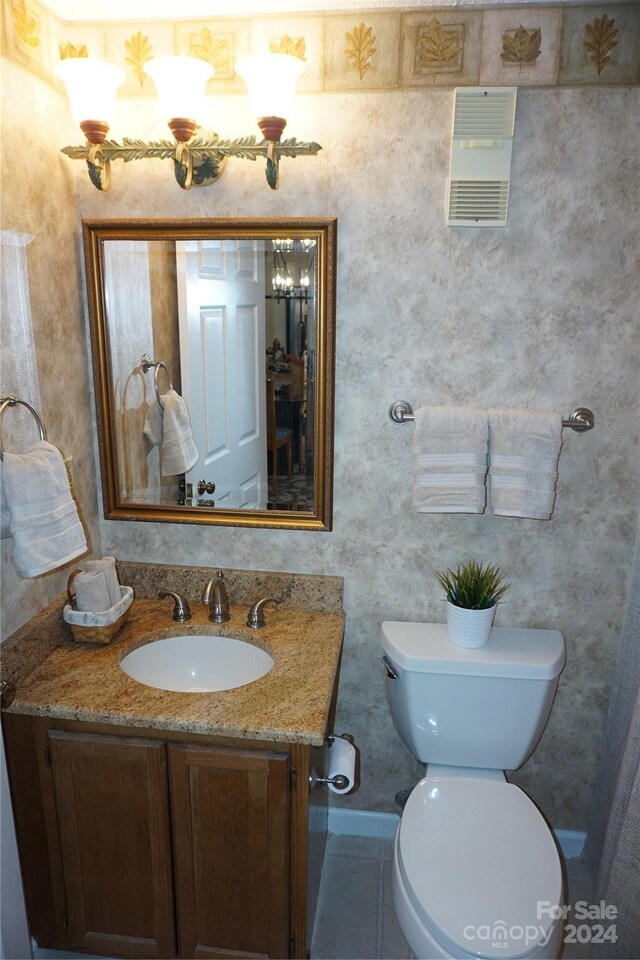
[85,556,121,606]
[159,390,199,477]
[1,440,87,578]
[72,568,112,612]
[488,408,563,519]
[412,406,488,513]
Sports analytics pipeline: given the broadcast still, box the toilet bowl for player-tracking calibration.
[391,774,564,959]
[380,621,567,960]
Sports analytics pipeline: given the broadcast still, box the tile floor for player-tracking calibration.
[311,833,596,960]
[32,832,595,960]
[312,834,411,960]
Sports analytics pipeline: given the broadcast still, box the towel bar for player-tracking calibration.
[388,401,595,433]
[0,395,47,460]
[141,353,175,409]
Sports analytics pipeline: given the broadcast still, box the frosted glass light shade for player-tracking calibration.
[145,56,214,139]
[57,58,124,140]
[236,53,304,139]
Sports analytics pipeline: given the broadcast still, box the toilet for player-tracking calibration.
[380,620,567,960]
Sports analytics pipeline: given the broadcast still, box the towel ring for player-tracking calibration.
[0,396,47,461]
[141,354,175,410]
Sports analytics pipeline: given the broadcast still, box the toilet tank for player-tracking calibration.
[380,622,566,770]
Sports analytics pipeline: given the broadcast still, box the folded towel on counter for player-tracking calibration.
[85,556,121,606]
[1,440,87,578]
[72,568,112,612]
[413,406,488,513]
[488,408,563,519]
[159,390,199,477]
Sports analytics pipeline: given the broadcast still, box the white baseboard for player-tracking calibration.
[329,807,398,839]
[328,808,586,858]
[554,829,586,859]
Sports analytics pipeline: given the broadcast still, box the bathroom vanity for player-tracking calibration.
[1,564,345,960]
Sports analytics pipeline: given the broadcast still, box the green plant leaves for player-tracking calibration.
[434,559,509,610]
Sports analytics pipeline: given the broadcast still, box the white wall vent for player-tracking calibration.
[446,87,517,227]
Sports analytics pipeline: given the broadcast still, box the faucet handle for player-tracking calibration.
[246,595,283,629]
[158,590,192,623]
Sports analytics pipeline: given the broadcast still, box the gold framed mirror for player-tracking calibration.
[83,218,336,530]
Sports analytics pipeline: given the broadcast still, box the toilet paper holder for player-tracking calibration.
[308,734,354,791]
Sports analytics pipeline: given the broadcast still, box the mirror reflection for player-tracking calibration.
[84,219,336,530]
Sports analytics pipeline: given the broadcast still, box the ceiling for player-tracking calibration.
[39,0,581,23]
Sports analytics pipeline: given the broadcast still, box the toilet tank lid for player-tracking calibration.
[380,621,566,680]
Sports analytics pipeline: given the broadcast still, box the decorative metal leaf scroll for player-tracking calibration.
[501,26,542,66]
[11,0,39,48]
[345,22,376,81]
[191,28,231,71]
[270,35,306,60]
[417,18,461,67]
[584,14,618,75]
[124,31,153,86]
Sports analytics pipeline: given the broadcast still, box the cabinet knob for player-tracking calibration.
[1,679,16,709]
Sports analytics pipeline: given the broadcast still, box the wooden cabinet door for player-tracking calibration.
[168,744,290,959]
[48,730,176,958]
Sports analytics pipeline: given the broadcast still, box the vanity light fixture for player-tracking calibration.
[58,52,321,192]
[235,53,305,187]
[57,57,125,191]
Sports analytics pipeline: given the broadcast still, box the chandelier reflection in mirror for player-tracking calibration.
[270,238,314,303]
[57,53,321,192]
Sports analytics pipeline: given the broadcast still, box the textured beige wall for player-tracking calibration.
[72,86,639,831]
[0,58,102,640]
[2,59,638,830]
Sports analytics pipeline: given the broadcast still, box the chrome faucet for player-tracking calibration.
[158,590,192,622]
[246,595,282,629]
[202,570,230,623]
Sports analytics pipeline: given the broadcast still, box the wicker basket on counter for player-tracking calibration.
[63,572,133,645]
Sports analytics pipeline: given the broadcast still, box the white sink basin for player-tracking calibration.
[120,634,274,693]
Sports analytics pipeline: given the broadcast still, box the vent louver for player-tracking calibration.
[453,89,517,138]
[447,87,517,228]
[447,179,510,227]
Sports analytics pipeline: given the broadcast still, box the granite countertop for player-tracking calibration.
[4,598,345,746]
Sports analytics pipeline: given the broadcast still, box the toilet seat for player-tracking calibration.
[397,776,563,959]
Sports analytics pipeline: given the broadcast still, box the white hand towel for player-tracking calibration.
[143,401,163,448]
[412,406,488,513]
[488,408,563,519]
[0,479,10,535]
[1,440,87,578]
[160,389,199,477]
[85,556,121,606]
[73,568,112,612]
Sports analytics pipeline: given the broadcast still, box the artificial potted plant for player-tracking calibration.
[434,559,509,648]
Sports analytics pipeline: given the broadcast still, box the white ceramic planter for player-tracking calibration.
[446,601,496,648]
